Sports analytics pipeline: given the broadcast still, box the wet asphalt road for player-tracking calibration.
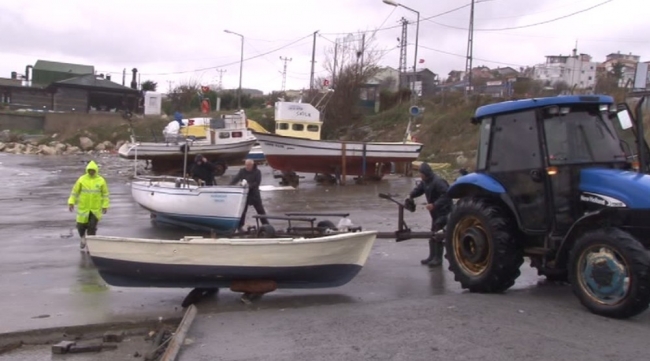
[0,153,649,360]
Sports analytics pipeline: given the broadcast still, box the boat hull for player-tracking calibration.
[131,179,248,231]
[86,231,378,289]
[117,139,256,171]
[254,132,422,176]
[245,145,266,162]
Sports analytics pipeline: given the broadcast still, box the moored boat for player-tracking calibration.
[131,176,248,232]
[117,111,256,175]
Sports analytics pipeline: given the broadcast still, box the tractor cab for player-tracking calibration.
[444,95,650,319]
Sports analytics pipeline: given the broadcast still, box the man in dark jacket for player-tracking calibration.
[407,162,453,267]
[230,159,269,231]
[190,154,216,186]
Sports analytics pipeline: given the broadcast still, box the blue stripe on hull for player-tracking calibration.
[245,153,266,161]
[151,212,240,232]
[90,256,363,289]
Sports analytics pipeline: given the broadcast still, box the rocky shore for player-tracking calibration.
[0,130,127,156]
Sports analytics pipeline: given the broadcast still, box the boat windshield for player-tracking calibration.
[543,105,626,165]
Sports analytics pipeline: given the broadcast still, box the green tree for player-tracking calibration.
[141,80,157,92]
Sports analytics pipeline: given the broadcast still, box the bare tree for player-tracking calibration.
[311,31,385,138]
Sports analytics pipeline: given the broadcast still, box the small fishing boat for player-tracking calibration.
[131,176,248,232]
[118,111,256,175]
[85,230,378,289]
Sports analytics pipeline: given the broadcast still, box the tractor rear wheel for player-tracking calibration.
[569,228,650,319]
[445,198,524,293]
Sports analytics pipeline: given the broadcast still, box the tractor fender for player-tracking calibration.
[554,208,621,265]
[447,172,506,198]
[447,173,524,230]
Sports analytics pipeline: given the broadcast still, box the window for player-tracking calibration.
[231,131,242,138]
[476,117,492,171]
[219,132,230,139]
[488,110,542,172]
[543,105,625,165]
[292,124,304,131]
[1,91,10,103]
[277,123,289,130]
[307,125,319,132]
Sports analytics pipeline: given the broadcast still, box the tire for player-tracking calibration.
[257,224,276,238]
[444,197,524,293]
[317,220,337,231]
[568,228,650,319]
[214,163,226,177]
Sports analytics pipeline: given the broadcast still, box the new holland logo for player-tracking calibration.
[579,192,626,208]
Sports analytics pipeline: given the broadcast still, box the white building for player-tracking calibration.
[533,49,598,89]
[366,66,400,92]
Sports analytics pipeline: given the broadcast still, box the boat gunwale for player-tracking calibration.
[86,230,378,246]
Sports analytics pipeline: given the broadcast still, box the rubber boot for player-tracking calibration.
[426,242,445,267]
[420,239,436,265]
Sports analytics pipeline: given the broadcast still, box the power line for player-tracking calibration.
[320,3,473,36]
[427,0,614,32]
[140,33,314,76]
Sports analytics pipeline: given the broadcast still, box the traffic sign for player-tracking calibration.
[409,106,421,116]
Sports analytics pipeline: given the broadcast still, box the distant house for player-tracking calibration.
[446,70,466,83]
[493,67,519,78]
[31,59,95,86]
[366,66,400,92]
[400,68,438,97]
[1,68,140,112]
[46,73,140,112]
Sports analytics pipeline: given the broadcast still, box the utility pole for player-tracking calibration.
[309,30,319,92]
[216,69,226,91]
[280,56,292,92]
[167,80,173,94]
[359,33,366,69]
[464,0,475,98]
[398,17,408,89]
[332,39,339,87]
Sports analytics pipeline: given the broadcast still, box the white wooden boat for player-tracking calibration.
[131,176,248,232]
[85,230,378,289]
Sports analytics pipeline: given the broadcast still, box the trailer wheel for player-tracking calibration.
[445,197,523,293]
[569,228,650,319]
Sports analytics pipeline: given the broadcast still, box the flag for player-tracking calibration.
[419,59,425,64]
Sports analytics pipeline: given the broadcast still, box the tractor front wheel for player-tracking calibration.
[569,228,650,319]
[445,198,524,293]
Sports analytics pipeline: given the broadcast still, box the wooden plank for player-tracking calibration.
[159,304,198,361]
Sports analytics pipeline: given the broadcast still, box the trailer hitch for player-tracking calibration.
[377,193,432,242]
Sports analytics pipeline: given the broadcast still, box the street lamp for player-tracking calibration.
[382,0,419,100]
[224,29,244,110]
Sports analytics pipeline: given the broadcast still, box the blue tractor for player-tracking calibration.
[445,94,650,319]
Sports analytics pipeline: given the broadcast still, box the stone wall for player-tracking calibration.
[0,113,45,131]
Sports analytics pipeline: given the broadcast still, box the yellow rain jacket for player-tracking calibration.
[67,161,110,223]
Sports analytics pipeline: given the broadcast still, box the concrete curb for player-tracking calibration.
[0,317,183,355]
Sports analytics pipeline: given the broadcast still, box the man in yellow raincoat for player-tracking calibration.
[67,160,110,249]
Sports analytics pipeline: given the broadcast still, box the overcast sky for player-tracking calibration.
[0,0,647,93]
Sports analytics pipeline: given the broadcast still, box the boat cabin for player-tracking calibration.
[180,111,252,144]
[274,101,322,140]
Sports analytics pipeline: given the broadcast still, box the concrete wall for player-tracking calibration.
[0,113,45,131]
[43,112,125,133]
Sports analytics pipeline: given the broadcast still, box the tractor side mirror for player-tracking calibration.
[617,109,634,130]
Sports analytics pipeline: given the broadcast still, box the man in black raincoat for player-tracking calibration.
[407,162,453,267]
[230,159,269,231]
[190,154,217,186]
